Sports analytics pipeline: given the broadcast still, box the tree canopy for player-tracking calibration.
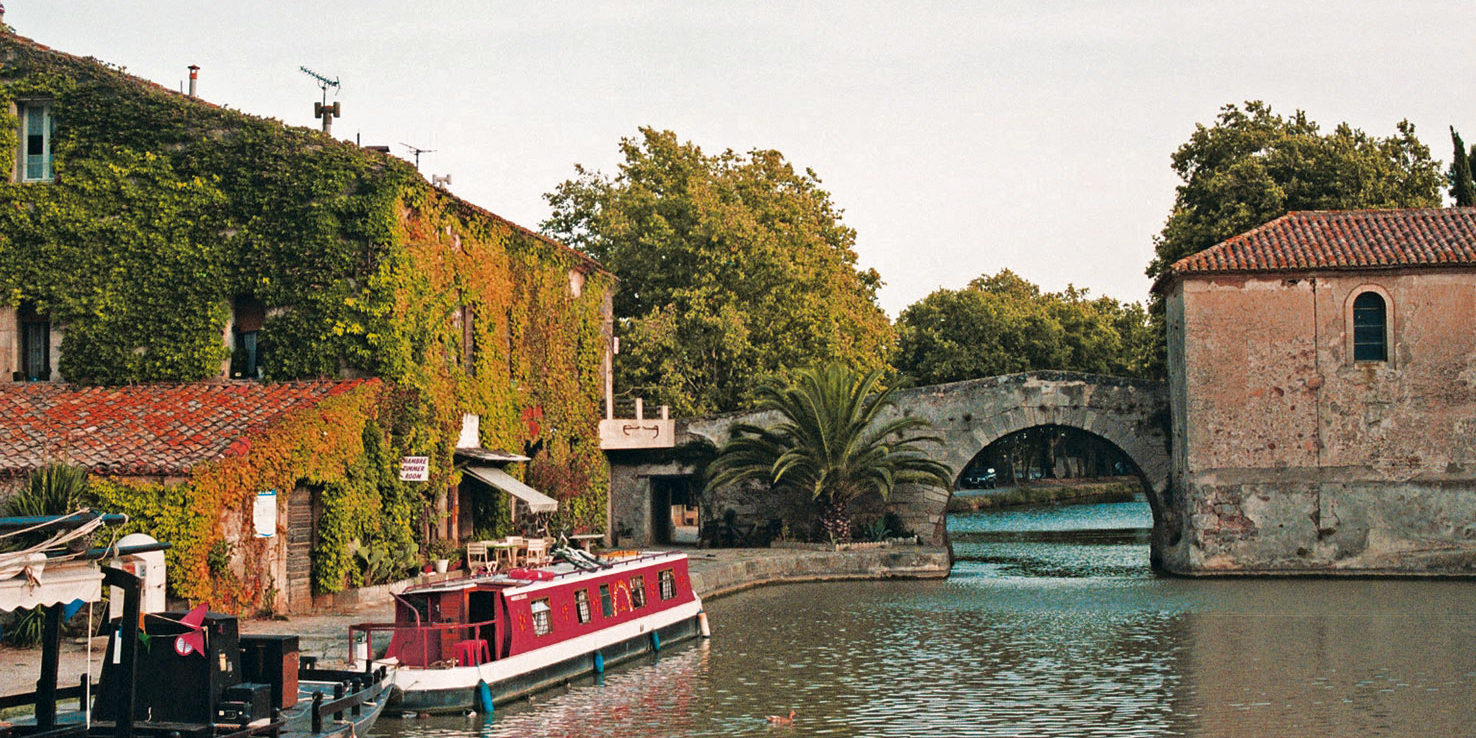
[892,269,1154,386]
[1145,101,1444,284]
[1450,127,1476,207]
[543,128,893,416]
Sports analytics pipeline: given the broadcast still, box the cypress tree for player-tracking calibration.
[1451,127,1476,207]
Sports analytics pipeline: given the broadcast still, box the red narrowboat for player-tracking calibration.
[349,550,708,712]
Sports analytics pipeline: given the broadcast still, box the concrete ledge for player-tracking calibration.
[685,546,952,600]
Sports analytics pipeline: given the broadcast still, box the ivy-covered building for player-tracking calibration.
[0,30,615,612]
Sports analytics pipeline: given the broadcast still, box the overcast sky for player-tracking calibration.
[10,2,1476,315]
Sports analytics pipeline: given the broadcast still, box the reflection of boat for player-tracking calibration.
[350,549,708,713]
[0,513,392,738]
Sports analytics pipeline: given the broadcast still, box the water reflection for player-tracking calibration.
[373,500,1476,737]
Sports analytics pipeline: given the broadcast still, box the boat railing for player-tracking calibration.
[306,666,388,735]
[349,620,496,669]
[0,675,91,712]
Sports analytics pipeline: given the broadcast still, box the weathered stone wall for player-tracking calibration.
[608,373,1171,560]
[1166,269,1476,573]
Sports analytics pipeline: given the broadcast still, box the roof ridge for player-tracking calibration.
[1162,207,1476,283]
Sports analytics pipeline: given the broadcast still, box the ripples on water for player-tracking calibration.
[373,499,1476,737]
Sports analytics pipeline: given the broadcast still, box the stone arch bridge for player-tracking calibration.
[606,372,1172,563]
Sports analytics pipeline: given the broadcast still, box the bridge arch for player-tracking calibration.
[647,371,1171,563]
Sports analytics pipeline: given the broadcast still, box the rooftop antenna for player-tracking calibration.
[299,66,341,135]
[400,142,435,172]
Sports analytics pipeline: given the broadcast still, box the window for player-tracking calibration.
[1352,291,1388,362]
[231,297,265,379]
[19,306,49,381]
[574,589,591,624]
[658,569,676,601]
[598,584,614,618]
[460,305,477,377]
[531,598,552,636]
[18,102,54,182]
[629,576,646,609]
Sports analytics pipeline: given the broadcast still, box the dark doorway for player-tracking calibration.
[650,476,699,545]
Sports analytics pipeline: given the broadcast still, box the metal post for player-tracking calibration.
[311,691,323,735]
[333,683,344,722]
[36,605,62,728]
[102,566,142,738]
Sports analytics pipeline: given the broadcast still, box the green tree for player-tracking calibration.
[543,128,893,415]
[1451,127,1476,207]
[1146,101,1443,285]
[892,270,1153,385]
[705,364,952,542]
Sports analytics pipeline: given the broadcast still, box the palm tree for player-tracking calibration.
[706,363,952,542]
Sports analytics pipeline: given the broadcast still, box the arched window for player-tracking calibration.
[1352,291,1387,362]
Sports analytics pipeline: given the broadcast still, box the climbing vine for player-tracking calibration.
[2,33,611,611]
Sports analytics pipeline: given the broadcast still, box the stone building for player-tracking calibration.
[1157,208,1476,574]
[0,30,615,611]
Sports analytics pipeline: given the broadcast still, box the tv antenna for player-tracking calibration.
[299,66,341,134]
[400,142,435,171]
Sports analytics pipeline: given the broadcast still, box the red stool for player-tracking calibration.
[454,639,490,666]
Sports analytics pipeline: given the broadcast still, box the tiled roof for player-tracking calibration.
[1167,208,1476,278]
[0,380,375,477]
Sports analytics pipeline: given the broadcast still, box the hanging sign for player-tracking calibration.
[253,490,277,538]
[399,456,430,482]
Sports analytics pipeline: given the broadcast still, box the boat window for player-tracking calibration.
[630,576,646,608]
[531,598,552,636]
[575,589,592,623]
[658,569,676,600]
[599,584,614,618]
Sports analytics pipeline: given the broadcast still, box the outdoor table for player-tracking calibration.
[489,539,520,568]
[570,533,605,551]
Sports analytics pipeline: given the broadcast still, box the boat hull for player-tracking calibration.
[386,606,703,713]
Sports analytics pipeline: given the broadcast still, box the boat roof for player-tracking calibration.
[399,550,688,597]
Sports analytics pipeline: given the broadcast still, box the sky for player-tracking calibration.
[9,2,1476,316]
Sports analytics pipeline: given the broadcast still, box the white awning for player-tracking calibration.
[0,557,104,612]
[464,466,559,514]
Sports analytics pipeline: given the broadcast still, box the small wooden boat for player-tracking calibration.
[0,513,391,738]
[349,548,709,712]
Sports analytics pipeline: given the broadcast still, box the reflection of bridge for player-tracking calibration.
[610,371,1172,565]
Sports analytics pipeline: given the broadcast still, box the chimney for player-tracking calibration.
[187,65,199,97]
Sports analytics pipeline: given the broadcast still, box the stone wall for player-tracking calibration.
[1165,269,1476,573]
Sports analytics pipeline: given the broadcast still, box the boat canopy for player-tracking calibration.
[0,555,103,612]
[464,466,558,513]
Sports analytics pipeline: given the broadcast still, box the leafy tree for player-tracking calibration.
[892,269,1154,385]
[543,128,893,415]
[1146,101,1443,285]
[1451,127,1476,207]
[705,364,952,542]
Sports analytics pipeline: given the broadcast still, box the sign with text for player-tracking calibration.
[399,456,430,482]
[253,490,277,538]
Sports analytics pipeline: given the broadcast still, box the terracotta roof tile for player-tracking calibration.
[1167,208,1476,278]
[0,379,375,478]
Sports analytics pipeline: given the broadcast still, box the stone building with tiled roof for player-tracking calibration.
[0,28,615,611]
[1156,207,1476,574]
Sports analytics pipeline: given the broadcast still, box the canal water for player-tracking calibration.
[373,499,1476,737]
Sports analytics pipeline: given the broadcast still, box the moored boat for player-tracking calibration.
[0,513,392,738]
[349,548,709,712]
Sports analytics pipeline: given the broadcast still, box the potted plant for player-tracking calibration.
[428,539,459,574]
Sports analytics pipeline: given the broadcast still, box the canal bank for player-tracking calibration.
[0,544,950,696]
